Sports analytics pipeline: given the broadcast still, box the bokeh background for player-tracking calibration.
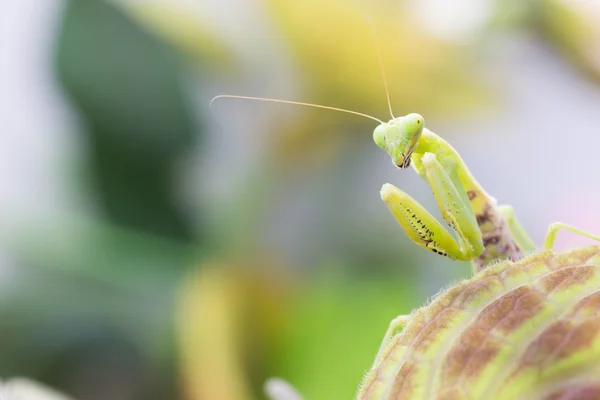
[2,0,600,399]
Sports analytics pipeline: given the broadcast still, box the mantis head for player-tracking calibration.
[373,113,424,169]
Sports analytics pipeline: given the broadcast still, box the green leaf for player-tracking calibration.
[56,0,201,242]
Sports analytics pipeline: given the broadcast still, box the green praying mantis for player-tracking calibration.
[374,111,600,271]
[371,111,600,271]
[211,26,600,274]
[211,94,600,273]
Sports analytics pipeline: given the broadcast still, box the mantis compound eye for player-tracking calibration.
[405,113,424,127]
[373,124,387,149]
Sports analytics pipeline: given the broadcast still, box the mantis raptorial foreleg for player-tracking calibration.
[419,152,484,258]
[497,205,536,253]
[380,184,472,261]
[380,151,486,263]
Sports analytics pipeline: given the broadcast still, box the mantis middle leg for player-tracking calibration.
[544,222,600,249]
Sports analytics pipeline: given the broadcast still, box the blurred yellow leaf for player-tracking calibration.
[177,264,254,400]
[177,258,294,400]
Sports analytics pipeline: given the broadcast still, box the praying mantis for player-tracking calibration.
[371,111,600,272]
[211,94,600,273]
[212,23,600,275]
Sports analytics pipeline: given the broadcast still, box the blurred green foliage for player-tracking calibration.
[273,273,418,399]
[57,0,199,242]
[3,1,202,399]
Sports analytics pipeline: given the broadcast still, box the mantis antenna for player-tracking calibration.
[210,95,384,124]
[368,21,395,120]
